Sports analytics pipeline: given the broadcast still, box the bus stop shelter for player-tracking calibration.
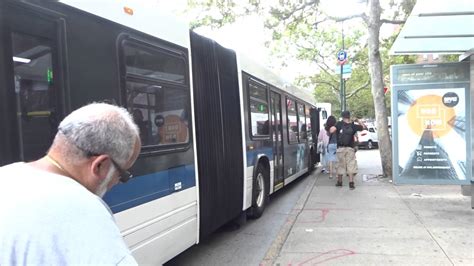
[390,0,473,206]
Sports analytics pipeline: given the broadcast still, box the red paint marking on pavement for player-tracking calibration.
[293,208,350,211]
[301,208,351,211]
[321,208,329,221]
[312,202,337,205]
[297,249,356,265]
[296,208,329,223]
[296,208,351,223]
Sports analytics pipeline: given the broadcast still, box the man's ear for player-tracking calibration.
[90,154,112,180]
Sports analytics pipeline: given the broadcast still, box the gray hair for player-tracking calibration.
[54,102,139,165]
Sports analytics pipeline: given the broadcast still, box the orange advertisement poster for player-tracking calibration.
[392,62,470,185]
[158,114,188,144]
[396,88,467,182]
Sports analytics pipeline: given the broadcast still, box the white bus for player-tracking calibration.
[316,102,332,129]
[0,0,321,264]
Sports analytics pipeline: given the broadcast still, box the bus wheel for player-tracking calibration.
[248,163,268,219]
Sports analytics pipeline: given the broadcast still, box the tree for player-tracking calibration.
[293,28,374,117]
[188,0,417,178]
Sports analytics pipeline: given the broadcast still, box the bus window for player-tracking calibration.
[126,82,189,147]
[286,98,298,143]
[305,106,312,141]
[298,103,307,141]
[123,43,186,84]
[121,40,190,148]
[248,82,269,137]
[11,31,59,161]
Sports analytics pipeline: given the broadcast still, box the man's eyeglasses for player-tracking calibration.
[109,157,133,183]
[57,129,133,183]
[86,151,133,183]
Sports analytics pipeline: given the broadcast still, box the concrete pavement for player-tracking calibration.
[262,150,473,265]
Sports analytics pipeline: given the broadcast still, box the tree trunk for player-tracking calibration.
[366,0,392,178]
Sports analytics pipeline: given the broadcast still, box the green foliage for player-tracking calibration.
[440,54,460,62]
[188,0,261,29]
[187,0,416,118]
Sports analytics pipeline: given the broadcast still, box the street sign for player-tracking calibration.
[335,64,352,74]
[337,50,347,64]
[335,64,352,79]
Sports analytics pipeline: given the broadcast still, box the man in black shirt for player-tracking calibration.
[335,110,365,189]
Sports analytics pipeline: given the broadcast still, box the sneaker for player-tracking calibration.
[349,182,355,190]
[321,169,327,174]
[335,181,342,187]
[329,175,333,179]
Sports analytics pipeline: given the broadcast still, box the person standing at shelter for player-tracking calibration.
[325,115,338,179]
[335,110,365,189]
[0,103,141,265]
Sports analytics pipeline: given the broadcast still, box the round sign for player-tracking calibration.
[154,115,164,127]
[337,50,347,62]
[442,92,459,107]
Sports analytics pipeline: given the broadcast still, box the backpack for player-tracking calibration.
[338,122,354,147]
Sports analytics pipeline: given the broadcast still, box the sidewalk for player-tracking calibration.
[263,150,473,265]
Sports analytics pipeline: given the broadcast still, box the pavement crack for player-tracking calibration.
[393,185,455,266]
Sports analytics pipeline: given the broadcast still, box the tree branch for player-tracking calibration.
[279,0,319,20]
[292,42,338,83]
[328,13,365,22]
[314,80,339,97]
[346,80,370,99]
[317,58,337,77]
[380,18,406,24]
[316,63,339,83]
[313,18,329,29]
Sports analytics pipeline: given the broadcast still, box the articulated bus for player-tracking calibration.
[0,0,321,264]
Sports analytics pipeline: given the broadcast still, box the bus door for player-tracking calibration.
[310,107,320,164]
[270,91,284,190]
[1,3,63,163]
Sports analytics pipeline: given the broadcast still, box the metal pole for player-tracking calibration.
[340,20,346,112]
[342,79,346,111]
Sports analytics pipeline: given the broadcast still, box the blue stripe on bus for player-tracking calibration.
[246,147,273,166]
[103,164,196,213]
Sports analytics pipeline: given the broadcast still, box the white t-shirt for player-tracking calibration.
[0,162,137,265]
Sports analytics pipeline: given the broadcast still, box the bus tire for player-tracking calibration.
[248,163,269,219]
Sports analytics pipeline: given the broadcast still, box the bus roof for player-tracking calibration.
[238,53,286,88]
[238,53,316,106]
[59,0,315,106]
[59,0,190,48]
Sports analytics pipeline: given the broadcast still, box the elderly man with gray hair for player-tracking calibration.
[0,103,141,265]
